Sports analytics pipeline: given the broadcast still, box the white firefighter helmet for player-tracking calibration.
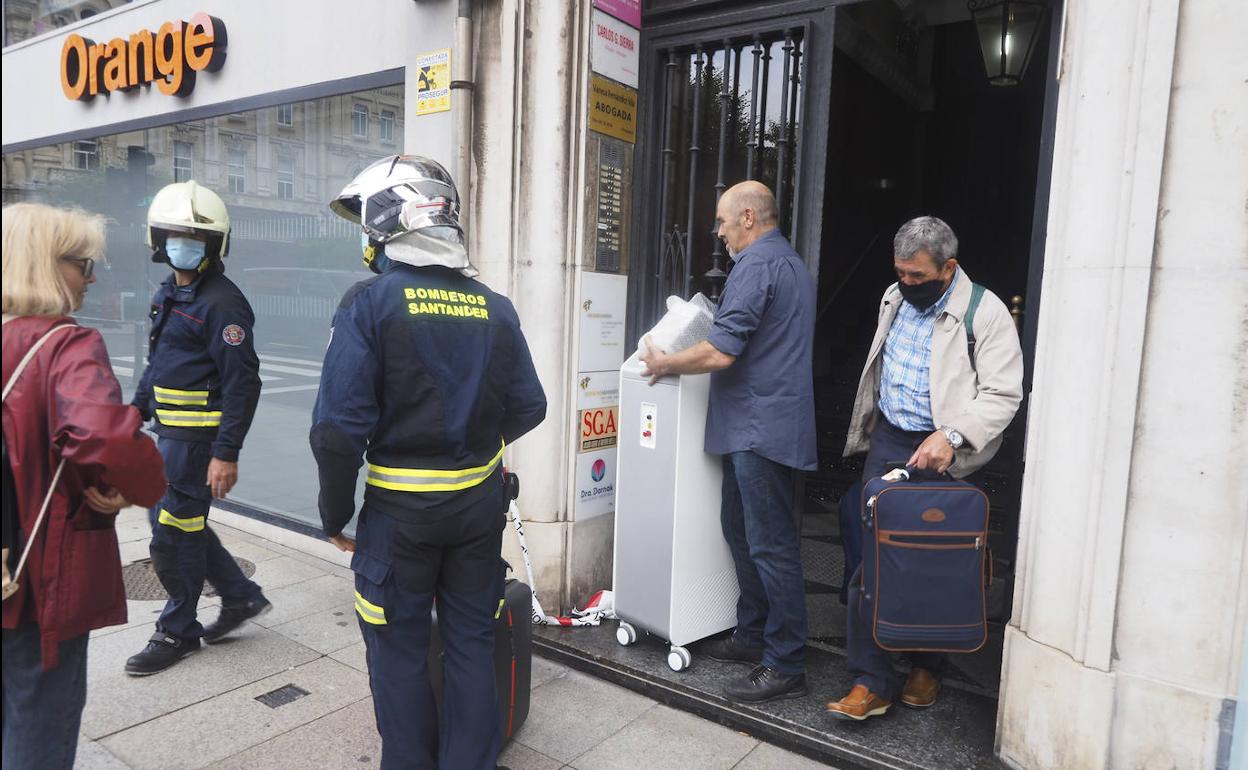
[146,180,231,259]
[330,155,463,246]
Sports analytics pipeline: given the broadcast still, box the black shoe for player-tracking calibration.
[125,632,201,676]
[723,665,808,703]
[702,634,764,665]
[203,596,272,644]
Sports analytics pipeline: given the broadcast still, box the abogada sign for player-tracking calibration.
[60,13,227,100]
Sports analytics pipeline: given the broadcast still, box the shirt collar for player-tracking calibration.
[732,228,784,262]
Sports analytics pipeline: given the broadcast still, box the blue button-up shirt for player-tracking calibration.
[879,270,960,432]
[704,229,817,471]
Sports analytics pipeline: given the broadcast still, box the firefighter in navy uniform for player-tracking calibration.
[312,156,546,770]
[124,181,271,676]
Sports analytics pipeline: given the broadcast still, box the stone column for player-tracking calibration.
[997,1,1248,767]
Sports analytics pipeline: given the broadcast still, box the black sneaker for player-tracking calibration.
[723,665,808,703]
[125,632,201,676]
[702,634,764,665]
[202,596,272,644]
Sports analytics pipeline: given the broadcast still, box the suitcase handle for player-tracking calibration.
[883,465,951,483]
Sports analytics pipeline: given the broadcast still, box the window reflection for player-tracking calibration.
[0,85,404,529]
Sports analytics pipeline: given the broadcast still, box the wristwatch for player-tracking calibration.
[939,425,964,449]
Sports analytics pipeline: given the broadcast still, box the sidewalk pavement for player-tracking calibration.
[75,506,835,770]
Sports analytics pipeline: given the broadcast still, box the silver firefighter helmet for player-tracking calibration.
[330,155,462,246]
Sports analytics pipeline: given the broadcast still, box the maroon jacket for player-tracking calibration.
[2,316,166,669]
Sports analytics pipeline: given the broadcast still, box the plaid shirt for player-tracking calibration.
[878,271,960,432]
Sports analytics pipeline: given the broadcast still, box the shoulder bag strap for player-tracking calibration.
[964,283,986,373]
[3,321,76,591]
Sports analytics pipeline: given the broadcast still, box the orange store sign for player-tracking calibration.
[60,12,226,101]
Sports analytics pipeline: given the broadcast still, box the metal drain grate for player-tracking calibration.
[122,557,257,601]
[255,684,309,709]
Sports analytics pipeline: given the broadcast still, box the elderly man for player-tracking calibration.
[826,215,1023,721]
[640,181,816,703]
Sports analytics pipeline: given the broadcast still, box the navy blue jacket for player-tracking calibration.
[311,263,547,536]
[132,266,262,463]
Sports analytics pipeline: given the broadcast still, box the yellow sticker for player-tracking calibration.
[416,49,451,116]
[589,74,637,144]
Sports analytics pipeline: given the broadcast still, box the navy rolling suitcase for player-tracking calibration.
[428,576,534,742]
[860,468,990,653]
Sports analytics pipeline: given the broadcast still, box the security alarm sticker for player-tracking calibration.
[579,406,619,452]
[415,49,451,115]
[639,402,656,449]
[221,324,245,346]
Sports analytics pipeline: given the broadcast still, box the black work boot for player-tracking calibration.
[125,632,201,676]
[202,596,272,644]
[723,665,808,703]
[702,633,764,665]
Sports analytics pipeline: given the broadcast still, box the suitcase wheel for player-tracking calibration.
[666,645,692,672]
[615,621,638,647]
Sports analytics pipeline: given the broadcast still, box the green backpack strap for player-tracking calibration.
[965,282,986,372]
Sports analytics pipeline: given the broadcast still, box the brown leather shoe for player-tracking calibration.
[901,667,940,708]
[825,685,891,721]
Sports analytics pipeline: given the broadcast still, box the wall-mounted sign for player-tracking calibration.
[575,448,617,520]
[415,48,451,116]
[590,10,638,89]
[579,406,619,453]
[588,74,636,145]
[60,12,226,101]
[578,271,628,373]
[593,0,641,29]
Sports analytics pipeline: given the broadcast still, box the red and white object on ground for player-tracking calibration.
[507,499,615,627]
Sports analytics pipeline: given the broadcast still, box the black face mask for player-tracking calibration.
[898,278,947,310]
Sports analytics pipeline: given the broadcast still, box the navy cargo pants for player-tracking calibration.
[352,485,506,770]
[148,437,263,639]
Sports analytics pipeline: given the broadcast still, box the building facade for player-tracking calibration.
[2,0,1245,767]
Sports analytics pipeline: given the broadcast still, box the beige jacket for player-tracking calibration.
[843,268,1024,477]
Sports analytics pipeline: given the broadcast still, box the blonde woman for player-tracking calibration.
[2,203,165,770]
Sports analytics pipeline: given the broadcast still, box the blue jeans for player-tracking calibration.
[720,451,807,675]
[2,624,89,770]
[845,418,945,699]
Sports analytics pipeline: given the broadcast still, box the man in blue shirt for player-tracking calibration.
[640,180,817,703]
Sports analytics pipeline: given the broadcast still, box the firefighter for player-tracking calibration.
[312,156,546,770]
[125,181,270,676]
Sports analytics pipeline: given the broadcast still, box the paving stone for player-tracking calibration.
[75,735,130,769]
[117,538,150,565]
[245,554,328,592]
[531,655,569,690]
[89,596,220,639]
[113,519,152,545]
[498,741,564,770]
[208,696,381,770]
[569,704,757,770]
[733,741,842,769]
[329,640,370,674]
[252,573,354,628]
[271,603,362,654]
[511,668,654,763]
[102,657,371,769]
[80,622,320,739]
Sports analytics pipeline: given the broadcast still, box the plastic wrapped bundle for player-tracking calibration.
[638,293,715,356]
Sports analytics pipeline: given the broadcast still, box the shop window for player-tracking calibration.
[73,140,98,171]
[173,141,194,183]
[277,104,294,127]
[352,104,369,139]
[227,148,246,193]
[276,155,295,200]
[380,110,395,143]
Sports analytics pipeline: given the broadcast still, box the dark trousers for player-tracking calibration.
[354,489,506,770]
[149,437,263,639]
[720,451,808,675]
[845,419,945,700]
[2,625,89,770]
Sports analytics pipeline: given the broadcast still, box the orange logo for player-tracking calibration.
[921,508,947,523]
[60,12,226,101]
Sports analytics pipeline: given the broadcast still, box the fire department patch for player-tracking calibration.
[221,324,246,346]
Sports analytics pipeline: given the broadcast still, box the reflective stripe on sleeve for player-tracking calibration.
[155,409,223,427]
[153,386,210,406]
[354,591,387,625]
[157,508,205,533]
[365,443,505,493]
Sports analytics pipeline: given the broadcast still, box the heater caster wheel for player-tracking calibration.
[616,622,638,646]
[667,645,692,672]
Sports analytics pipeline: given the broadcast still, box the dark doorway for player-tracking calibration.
[804,0,1053,699]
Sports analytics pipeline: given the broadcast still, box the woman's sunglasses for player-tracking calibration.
[60,256,96,280]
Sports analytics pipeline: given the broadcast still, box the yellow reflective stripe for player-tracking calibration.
[495,598,505,620]
[365,443,505,493]
[153,386,209,406]
[156,409,222,427]
[158,508,205,533]
[354,591,386,625]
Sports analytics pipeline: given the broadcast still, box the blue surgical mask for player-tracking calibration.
[166,237,207,270]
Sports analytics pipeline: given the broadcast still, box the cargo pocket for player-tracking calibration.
[351,550,391,629]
